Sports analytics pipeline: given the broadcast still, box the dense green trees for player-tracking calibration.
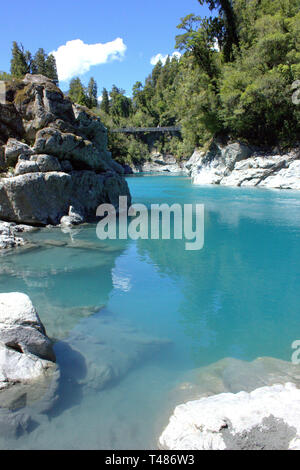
[100,88,110,114]
[87,77,98,108]
[67,76,98,109]
[9,42,58,84]
[101,0,300,164]
[3,0,299,166]
[10,42,30,78]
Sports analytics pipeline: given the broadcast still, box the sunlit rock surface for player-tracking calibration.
[0,74,130,225]
[159,383,300,450]
[0,293,59,437]
[187,140,300,190]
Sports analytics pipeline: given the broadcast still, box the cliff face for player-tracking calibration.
[0,74,130,225]
[186,141,300,190]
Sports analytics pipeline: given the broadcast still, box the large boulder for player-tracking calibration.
[0,292,55,361]
[0,293,59,437]
[32,127,112,172]
[0,170,130,225]
[189,141,254,185]
[159,383,300,450]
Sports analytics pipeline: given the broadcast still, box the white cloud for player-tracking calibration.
[51,38,127,82]
[150,51,181,66]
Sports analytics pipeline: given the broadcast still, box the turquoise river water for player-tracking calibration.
[0,174,300,449]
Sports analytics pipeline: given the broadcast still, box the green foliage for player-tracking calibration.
[10,42,58,84]
[10,42,30,78]
[0,71,12,81]
[109,85,132,124]
[68,77,88,106]
[87,77,98,108]
[68,76,98,108]
[100,88,110,114]
[7,0,298,166]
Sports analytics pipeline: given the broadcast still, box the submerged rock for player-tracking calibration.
[159,383,300,450]
[168,356,300,405]
[56,309,171,392]
[0,293,59,437]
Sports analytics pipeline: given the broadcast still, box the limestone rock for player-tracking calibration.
[60,205,84,227]
[0,221,27,251]
[0,74,131,226]
[259,159,300,190]
[4,138,33,167]
[56,309,171,392]
[0,170,131,225]
[0,102,24,144]
[132,153,187,174]
[188,140,300,190]
[0,292,55,361]
[32,127,111,172]
[15,154,61,175]
[159,383,300,450]
[0,292,59,437]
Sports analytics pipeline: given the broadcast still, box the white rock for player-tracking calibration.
[0,292,41,327]
[0,293,58,436]
[159,383,300,450]
[260,160,300,190]
[188,141,300,191]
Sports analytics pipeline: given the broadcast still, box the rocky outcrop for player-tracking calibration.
[0,293,59,437]
[0,74,130,226]
[159,383,300,450]
[133,153,187,174]
[187,141,300,190]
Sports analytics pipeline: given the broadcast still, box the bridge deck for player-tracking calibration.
[110,126,181,133]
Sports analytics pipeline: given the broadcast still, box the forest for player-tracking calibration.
[2,0,300,166]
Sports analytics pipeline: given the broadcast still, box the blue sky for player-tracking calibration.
[1,0,210,96]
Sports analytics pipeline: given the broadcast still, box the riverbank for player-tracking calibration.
[186,141,300,190]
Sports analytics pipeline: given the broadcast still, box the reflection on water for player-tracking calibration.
[0,175,300,449]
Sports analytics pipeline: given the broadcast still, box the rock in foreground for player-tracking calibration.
[0,293,59,437]
[159,383,300,450]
